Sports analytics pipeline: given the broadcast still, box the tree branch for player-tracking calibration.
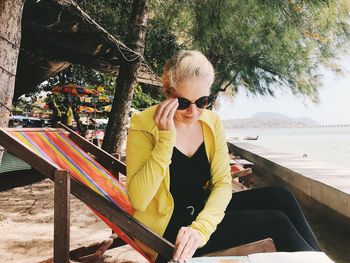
[219,71,240,92]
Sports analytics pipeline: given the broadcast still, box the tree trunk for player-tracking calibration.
[0,0,26,162]
[102,0,149,156]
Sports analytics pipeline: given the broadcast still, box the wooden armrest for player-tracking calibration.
[203,238,276,257]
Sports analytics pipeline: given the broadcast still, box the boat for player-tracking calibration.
[243,135,259,140]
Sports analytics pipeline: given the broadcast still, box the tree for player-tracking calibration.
[151,0,350,102]
[0,0,26,162]
[101,0,150,155]
[44,1,180,112]
[11,0,350,155]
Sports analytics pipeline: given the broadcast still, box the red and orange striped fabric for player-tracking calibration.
[8,130,152,262]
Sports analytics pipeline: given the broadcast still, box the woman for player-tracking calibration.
[126,50,320,263]
[48,99,62,128]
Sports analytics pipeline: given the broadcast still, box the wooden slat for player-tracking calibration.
[69,236,126,260]
[54,170,71,263]
[57,123,126,176]
[70,178,174,260]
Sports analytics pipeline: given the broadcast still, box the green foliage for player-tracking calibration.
[39,0,350,105]
[151,0,350,102]
[41,1,181,109]
[77,0,133,42]
[144,18,183,75]
[131,84,162,110]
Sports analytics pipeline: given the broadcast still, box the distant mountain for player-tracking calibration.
[294,117,319,126]
[222,111,319,129]
[251,112,292,119]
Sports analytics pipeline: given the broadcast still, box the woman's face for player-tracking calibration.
[170,77,211,124]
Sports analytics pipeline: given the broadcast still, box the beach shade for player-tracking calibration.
[77,105,100,113]
[80,95,112,104]
[96,86,105,93]
[51,83,99,97]
[98,95,112,103]
[102,105,112,112]
[81,97,93,103]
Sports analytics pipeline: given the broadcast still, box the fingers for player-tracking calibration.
[174,227,190,262]
[154,98,171,118]
[173,227,202,263]
[159,98,178,120]
[154,98,178,130]
[167,99,178,120]
[174,227,187,248]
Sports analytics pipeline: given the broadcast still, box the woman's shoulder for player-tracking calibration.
[201,110,221,126]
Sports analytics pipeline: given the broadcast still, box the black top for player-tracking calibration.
[163,142,211,243]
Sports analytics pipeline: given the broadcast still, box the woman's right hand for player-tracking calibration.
[154,98,178,131]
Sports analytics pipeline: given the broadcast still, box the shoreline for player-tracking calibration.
[226,127,350,169]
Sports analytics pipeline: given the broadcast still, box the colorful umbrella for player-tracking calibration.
[98,95,112,103]
[77,105,100,113]
[51,83,99,97]
[102,105,112,112]
[96,86,105,93]
[80,95,113,103]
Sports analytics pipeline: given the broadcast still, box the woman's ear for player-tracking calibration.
[164,88,172,98]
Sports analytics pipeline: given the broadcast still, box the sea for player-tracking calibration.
[226,126,350,169]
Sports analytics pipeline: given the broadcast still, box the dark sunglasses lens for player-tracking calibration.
[196,96,212,109]
[177,98,191,110]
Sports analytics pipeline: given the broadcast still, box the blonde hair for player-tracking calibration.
[162,50,215,96]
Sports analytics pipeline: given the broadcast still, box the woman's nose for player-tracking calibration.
[187,103,197,113]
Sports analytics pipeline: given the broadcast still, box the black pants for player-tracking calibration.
[158,187,320,262]
[195,187,320,256]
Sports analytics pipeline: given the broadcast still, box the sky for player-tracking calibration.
[215,53,350,125]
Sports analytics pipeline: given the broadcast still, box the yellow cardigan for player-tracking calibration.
[126,105,232,258]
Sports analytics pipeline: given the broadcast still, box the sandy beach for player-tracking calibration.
[0,179,146,263]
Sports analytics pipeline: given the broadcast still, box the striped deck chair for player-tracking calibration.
[0,125,275,263]
[0,126,174,263]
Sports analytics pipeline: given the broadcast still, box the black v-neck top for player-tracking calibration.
[163,142,211,243]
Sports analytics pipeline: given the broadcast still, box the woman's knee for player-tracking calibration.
[267,186,296,203]
[262,211,298,240]
[270,209,289,220]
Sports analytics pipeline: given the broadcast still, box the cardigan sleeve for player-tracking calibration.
[126,124,176,212]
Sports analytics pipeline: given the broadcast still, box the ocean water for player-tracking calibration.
[226,127,350,169]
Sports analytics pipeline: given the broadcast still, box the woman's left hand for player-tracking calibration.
[173,226,203,263]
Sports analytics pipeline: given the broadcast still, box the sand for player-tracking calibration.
[0,179,146,263]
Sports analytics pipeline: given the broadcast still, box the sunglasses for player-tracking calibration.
[176,96,212,110]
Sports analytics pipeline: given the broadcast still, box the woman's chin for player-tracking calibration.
[181,116,199,123]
